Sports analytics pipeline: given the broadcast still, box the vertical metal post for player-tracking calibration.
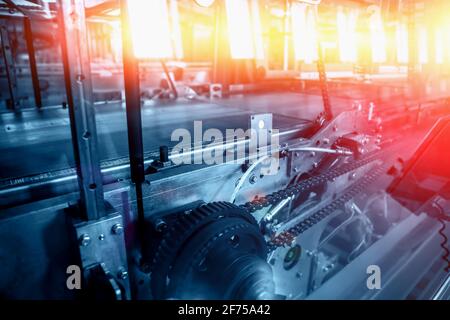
[0,20,20,109]
[23,17,42,108]
[57,0,105,220]
[315,6,332,121]
[4,0,42,109]
[407,0,417,83]
[120,0,146,252]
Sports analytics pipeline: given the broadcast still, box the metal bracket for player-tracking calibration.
[250,113,273,158]
[74,212,131,299]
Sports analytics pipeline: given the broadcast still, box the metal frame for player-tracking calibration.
[57,0,105,220]
[120,0,147,255]
[0,18,19,109]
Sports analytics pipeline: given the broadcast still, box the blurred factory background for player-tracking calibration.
[1,0,450,300]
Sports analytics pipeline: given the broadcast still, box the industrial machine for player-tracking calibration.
[1,0,450,300]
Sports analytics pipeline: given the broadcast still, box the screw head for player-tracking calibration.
[118,268,128,280]
[79,234,91,247]
[98,234,105,241]
[155,219,167,233]
[111,223,123,235]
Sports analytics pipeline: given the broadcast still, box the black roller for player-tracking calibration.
[149,202,275,300]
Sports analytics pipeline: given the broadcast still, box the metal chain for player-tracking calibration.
[239,147,390,214]
[266,164,387,250]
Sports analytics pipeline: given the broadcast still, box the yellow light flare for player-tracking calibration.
[127,0,181,59]
[396,23,408,64]
[169,0,183,60]
[251,0,265,60]
[292,3,318,64]
[337,6,358,63]
[110,21,122,62]
[435,29,444,64]
[418,27,428,64]
[225,0,263,60]
[369,6,386,63]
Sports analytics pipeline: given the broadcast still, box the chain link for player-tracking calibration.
[266,164,387,250]
[240,148,389,214]
[237,144,398,250]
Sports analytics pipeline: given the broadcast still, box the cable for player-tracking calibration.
[230,155,270,203]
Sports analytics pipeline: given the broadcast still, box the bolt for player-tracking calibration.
[118,268,128,280]
[249,175,257,184]
[323,138,330,145]
[98,234,105,241]
[293,167,299,173]
[349,172,357,180]
[310,152,316,157]
[111,223,123,235]
[333,125,338,132]
[294,152,300,157]
[79,234,91,247]
[296,272,303,279]
[312,162,318,169]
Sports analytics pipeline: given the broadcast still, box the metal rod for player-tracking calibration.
[5,0,43,109]
[57,0,105,220]
[161,60,178,99]
[314,5,333,121]
[120,0,147,253]
[23,17,42,108]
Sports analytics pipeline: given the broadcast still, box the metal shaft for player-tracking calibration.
[23,17,42,109]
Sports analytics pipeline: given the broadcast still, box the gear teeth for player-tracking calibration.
[150,201,255,299]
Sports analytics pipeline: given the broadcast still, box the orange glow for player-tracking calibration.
[396,23,408,64]
[292,3,318,64]
[418,27,428,64]
[369,7,386,63]
[225,0,263,60]
[337,7,358,63]
[169,0,183,60]
[435,29,444,64]
[127,0,181,59]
